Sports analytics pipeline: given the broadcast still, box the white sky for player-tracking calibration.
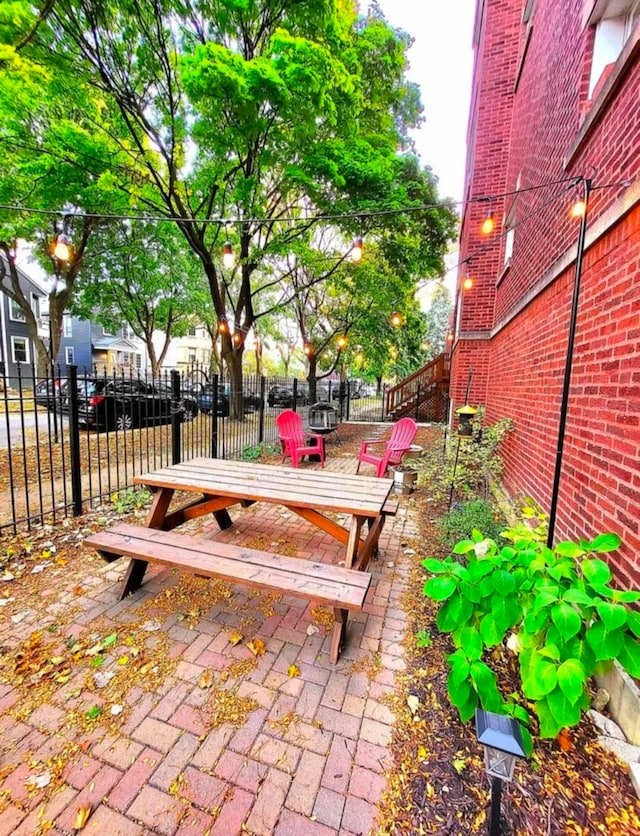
[374,0,476,204]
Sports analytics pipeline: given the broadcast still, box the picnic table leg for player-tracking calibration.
[145,487,175,529]
[212,509,233,530]
[120,558,149,600]
[345,516,364,569]
[330,608,348,664]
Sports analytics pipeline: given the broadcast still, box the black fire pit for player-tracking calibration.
[308,402,340,451]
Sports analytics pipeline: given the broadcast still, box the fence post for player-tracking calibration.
[292,378,298,413]
[381,383,386,422]
[67,365,83,516]
[346,381,351,421]
[211,374,219,458]
[258,376,266,443]
[414,383,421,421]
[171,370,181,465]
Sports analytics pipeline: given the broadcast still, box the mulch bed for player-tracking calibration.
[363,425,640,836]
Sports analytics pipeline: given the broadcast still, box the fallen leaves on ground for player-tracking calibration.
[374,473,640,836]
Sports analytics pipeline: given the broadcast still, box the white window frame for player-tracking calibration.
[63,315,72,337]
[65,346,75,365]
[11,336,29,364]
[9,299,26,322]
[587,0,640,96]
[30,293,42,319]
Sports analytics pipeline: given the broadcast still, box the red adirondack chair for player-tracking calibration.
[276,410,326,468]
[356,417,418,477]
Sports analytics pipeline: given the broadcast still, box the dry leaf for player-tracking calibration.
[288,664,301,678]
[246,639,266,657]
[407,694,420,715]
[73,805,91,830]
[229,631,243,646]
[558,728,573,751]
[117,656,129,666]
[198,670,214,689]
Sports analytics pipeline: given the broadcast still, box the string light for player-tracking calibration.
[217,320,229,334]
[390,311,403,327]
[51,233,70,262]
[463,269,474,291]
[481,210,495,235]
[232,331,243,346]
[350,236,363,262]
[0,175,591,228]
[336,335,348,350]
[303,343,313,357]
[222,240,235,269]
[570,193,587,218]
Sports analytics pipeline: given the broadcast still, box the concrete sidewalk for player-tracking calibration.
[0,447,420,835]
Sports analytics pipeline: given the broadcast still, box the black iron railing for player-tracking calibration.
[0,365,386,535]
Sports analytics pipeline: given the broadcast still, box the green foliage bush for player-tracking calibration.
[416,410,514,502]
[422,522,640,752]
[438,499,505,549]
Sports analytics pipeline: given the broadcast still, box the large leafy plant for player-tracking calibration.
[423,523,640,750]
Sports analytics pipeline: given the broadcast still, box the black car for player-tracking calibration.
[34,379,63,410]
[75,378,198,431]
[267,385,308,408]
[197,383,262,416]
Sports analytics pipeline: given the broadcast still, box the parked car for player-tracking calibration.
[74,378,198,431]
[197,383,262,416]
[34,379,62,410]
[267,385,308,408]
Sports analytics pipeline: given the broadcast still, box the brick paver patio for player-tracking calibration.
[0,433,422,835]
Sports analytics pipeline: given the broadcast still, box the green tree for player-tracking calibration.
[76,223,207,378]
[422,281,453,360]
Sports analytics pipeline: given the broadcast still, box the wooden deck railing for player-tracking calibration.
[385,353,450,420]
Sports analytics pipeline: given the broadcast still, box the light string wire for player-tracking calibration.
[0,175,588,228]
[417,174,622,291]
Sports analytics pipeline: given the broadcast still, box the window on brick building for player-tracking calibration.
[587,0,640,97]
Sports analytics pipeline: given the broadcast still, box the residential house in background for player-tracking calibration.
[0,257,46,379]
[451,0,639,587]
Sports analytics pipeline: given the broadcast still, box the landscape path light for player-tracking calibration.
[475,708,526,836]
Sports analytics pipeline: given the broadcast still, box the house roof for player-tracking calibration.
[93,336,140,351]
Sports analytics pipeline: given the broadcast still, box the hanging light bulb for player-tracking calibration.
[336,335,349,350]
[481,210,495,235]
[52,233,70,262]
[303,343,313,357]
[463,274,474,291]
[570,196,587,218]
[447,332,454,342]
[390,311,403,328]
[222,241,235,269]
[217,320,229,335]
[569,180,588,218]
[232,331,243,346]
[350,236,363,262]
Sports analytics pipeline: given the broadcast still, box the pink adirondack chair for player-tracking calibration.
[356,417,418,477]
[276,410,325,468]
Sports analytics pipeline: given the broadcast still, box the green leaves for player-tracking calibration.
[424,575,457,601]
[423,523,638,747]
[551,603,581,639]
[582,559,612,585]
[557,659,586,704]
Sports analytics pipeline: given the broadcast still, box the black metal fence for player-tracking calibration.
[0,365,388,535]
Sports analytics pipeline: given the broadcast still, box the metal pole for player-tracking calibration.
[67,365,83,516]
[489,777,503,836]
[547,178,592,548]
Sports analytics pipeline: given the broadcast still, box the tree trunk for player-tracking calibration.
[223,339,245,420]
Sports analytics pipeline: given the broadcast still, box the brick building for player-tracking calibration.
[451,0,640,587]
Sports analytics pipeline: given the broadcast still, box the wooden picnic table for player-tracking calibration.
[133,457,395,571]
[87,459,396,663]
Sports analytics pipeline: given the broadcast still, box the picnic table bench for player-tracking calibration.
[86,523,371,664]
[86,459,396,664]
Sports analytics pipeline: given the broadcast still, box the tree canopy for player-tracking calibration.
[1,0,456,407]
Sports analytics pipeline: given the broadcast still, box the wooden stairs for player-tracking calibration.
[385,353,450,422]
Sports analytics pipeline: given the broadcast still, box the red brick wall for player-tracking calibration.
[452,0,640,587]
